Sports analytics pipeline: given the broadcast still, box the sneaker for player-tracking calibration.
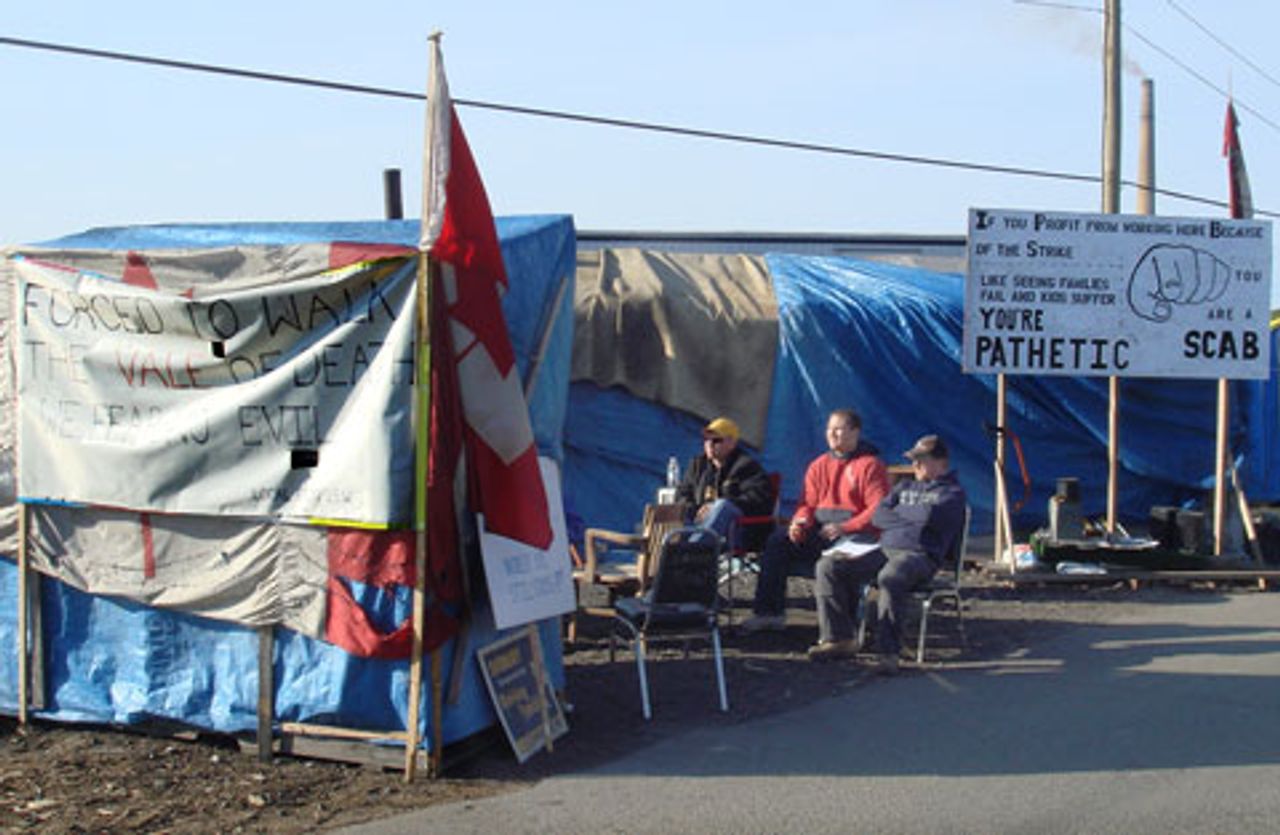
[807,639,860,661]
[740,613,787,633]
[875,653,900,676]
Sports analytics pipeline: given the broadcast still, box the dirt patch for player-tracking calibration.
[0,578,1247,833]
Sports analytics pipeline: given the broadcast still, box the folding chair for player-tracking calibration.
[611,527,728,720]
[719,472,781,607]
[569,502,687,641]
[858,505,972,663]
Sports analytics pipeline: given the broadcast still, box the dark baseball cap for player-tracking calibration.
[904,434,948,461]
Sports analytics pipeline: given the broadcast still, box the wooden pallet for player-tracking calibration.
[986,565,1280,591]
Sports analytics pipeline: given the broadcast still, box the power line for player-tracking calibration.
[0,34,1272,219]
[1166,0,1280,91]
[0,36,425,102]
[1012,0,1280,133]
[1124,25,1280,133]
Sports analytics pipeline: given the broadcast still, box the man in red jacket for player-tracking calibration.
[742,409,890,632]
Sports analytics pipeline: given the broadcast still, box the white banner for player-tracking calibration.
[15,254,417,523]
[964,209,1272,379]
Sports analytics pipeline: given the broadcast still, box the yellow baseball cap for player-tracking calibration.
[702,416,740,441]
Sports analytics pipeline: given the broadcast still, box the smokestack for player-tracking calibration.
[1137,78,1155,215]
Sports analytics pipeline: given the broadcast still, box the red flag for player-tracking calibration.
[1223,100,1253,219]
[422,40,553,549]
[324,528,459,658]
[323,279,468,659]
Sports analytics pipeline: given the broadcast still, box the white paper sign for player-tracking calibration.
[14,254,417,523]
[964,208,1272,379]
[479,457,575,630]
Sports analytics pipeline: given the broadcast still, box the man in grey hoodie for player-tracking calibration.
[809,434,967,673]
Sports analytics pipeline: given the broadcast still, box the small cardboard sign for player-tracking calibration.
[478,458,576,630]
[476,625,567,763]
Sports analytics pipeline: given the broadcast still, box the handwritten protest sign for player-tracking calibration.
[14,254,416,523]
[476,625,567,763]
[478,457,575,630]
[964,208,1272,379]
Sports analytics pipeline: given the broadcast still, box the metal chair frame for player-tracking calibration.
[611,527,728,720]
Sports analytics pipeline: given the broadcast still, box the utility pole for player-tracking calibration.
[1102,0,1122,533]
[1102,0,1122,214]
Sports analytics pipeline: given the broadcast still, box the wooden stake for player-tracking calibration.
[993,374,1008,566]
[992,461,1016,567]
[257,626,274,763]
[528,624,554,754]
[429,649,444,777]
[1107,376,1119,533]
[1231,465,1263,565]
[1213,379,1229,556]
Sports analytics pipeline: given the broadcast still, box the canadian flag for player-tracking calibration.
[1223,100,1253,220]
[422,37,553,550]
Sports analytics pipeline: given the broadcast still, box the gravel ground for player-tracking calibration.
[1,572,1262,834]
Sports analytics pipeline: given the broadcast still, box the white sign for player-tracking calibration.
[479,457,575,630]
[964,208,1272,379]
[15,254,417,523]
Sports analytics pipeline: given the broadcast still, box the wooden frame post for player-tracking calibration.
[1213,379,1229,556]
[257,626,274,763]
[16,501,28,724]
[993,374,1008,566]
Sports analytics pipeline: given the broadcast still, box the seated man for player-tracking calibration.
[675,416,773,544]
[741,409,890,632]
[808,434,967,673]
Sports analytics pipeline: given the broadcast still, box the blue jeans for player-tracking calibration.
[697,499,742,545]
[873,550,936,655]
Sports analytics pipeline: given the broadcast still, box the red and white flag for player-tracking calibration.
[422,37,553,550]
[1223,100,1253,219]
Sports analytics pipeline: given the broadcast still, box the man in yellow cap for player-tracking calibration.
[675,416,773,543]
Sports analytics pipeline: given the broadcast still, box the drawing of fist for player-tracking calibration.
[1127,244,1231,322]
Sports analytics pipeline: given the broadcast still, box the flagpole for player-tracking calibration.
[404,249,432,780]
[404,32,446,783]
[1215,100,1252,557]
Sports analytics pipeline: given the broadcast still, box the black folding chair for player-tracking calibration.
[611,527,728,720]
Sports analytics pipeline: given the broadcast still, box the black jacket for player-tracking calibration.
[676,447,773,517]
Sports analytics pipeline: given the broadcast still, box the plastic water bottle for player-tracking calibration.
[666,456,681,488]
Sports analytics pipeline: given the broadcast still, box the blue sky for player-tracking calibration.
[2,2,1276,300]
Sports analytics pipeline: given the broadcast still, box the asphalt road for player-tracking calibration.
[344,592,1280,834]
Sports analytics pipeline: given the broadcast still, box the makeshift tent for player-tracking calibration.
[0,215,576,753]
[565,249,1275,540]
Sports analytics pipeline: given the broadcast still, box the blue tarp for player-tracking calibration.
[0,215,577,750]
[565,254,1271,540]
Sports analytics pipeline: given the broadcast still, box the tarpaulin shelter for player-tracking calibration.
[565,248,1278,540]
[0,215,576,755]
